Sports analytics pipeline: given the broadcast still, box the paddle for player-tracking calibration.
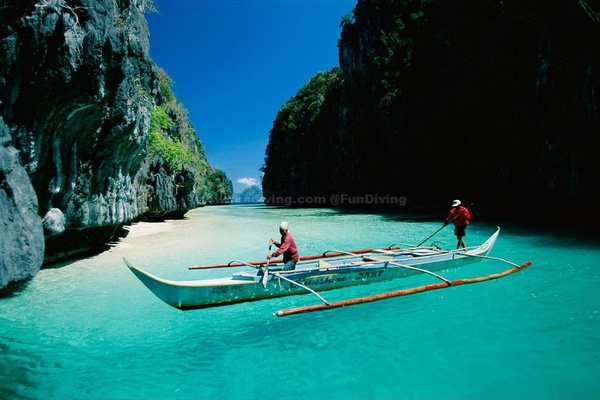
[416,202,473,247]
[262,244,271,288]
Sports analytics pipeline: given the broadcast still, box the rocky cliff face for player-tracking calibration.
[0,118,44,289]
[263,0,599,221]
[0,0,232,289]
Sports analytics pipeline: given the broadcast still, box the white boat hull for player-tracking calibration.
[125,228,499,310]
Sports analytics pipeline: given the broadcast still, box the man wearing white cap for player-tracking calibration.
[267,221,299,270]
[444,200,471,249]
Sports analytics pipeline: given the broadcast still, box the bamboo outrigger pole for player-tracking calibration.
[367,258,452,284]
[274,261,532,317]
[273,272,330,306]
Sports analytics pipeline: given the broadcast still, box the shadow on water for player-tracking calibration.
[328,206,443,222]
[43,223,133,267]
[302,204,600,248]
[40,219,164,270]
[0,339,44,400]
[2,215,192,294]
[38,215,193,270]
[0,280,31,299]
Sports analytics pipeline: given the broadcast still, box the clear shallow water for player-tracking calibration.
[1,205,599,400]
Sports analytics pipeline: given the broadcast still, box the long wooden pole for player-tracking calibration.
[188,248,378,270]
[416,202,473,247]
[274,261,532,317]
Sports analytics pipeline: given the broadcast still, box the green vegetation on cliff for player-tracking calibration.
[149,68,233,205]
[149,107,193,171]
[263,68,345,199]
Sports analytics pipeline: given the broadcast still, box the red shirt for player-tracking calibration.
[445,206,471,227]
[272,233,299,262]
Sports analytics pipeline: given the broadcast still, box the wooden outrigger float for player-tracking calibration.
[275,259,532,316]
[124,227,531,315]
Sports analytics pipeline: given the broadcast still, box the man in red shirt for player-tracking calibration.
[444,199,471,249]
[267,221,299,270]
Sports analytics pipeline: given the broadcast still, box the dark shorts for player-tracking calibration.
[454,225,467,238]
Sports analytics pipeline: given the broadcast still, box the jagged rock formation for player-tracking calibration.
[0,0,232,288]
[263,0,599,222]
[0,119,45,289]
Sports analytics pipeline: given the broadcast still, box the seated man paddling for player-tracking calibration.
[267,221,299,271]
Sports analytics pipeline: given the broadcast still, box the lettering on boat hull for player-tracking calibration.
[210,285,245,295]
[294,269,386,288]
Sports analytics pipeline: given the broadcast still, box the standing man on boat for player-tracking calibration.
[444,200,471,249]
[267,221,299,270]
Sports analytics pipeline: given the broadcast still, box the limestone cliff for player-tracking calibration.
[263,0,599,222]
[0,119,44,289]
[0,0,232,289]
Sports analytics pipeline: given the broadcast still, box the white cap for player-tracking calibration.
[279,221,289,230]
[452,199,461,207]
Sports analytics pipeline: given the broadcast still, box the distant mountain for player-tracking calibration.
[232,186,264,204]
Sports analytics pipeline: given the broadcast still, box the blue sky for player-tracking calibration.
[146,0,355,193]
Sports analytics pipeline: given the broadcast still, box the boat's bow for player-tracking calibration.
[471,226,500,256]
[124,258,186,307]
[124,258,229,309]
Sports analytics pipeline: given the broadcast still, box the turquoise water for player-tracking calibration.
[1,205,599,400]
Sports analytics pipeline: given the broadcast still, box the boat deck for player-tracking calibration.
[230,246,483,283]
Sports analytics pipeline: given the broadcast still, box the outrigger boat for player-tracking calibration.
[124,227,532,315]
